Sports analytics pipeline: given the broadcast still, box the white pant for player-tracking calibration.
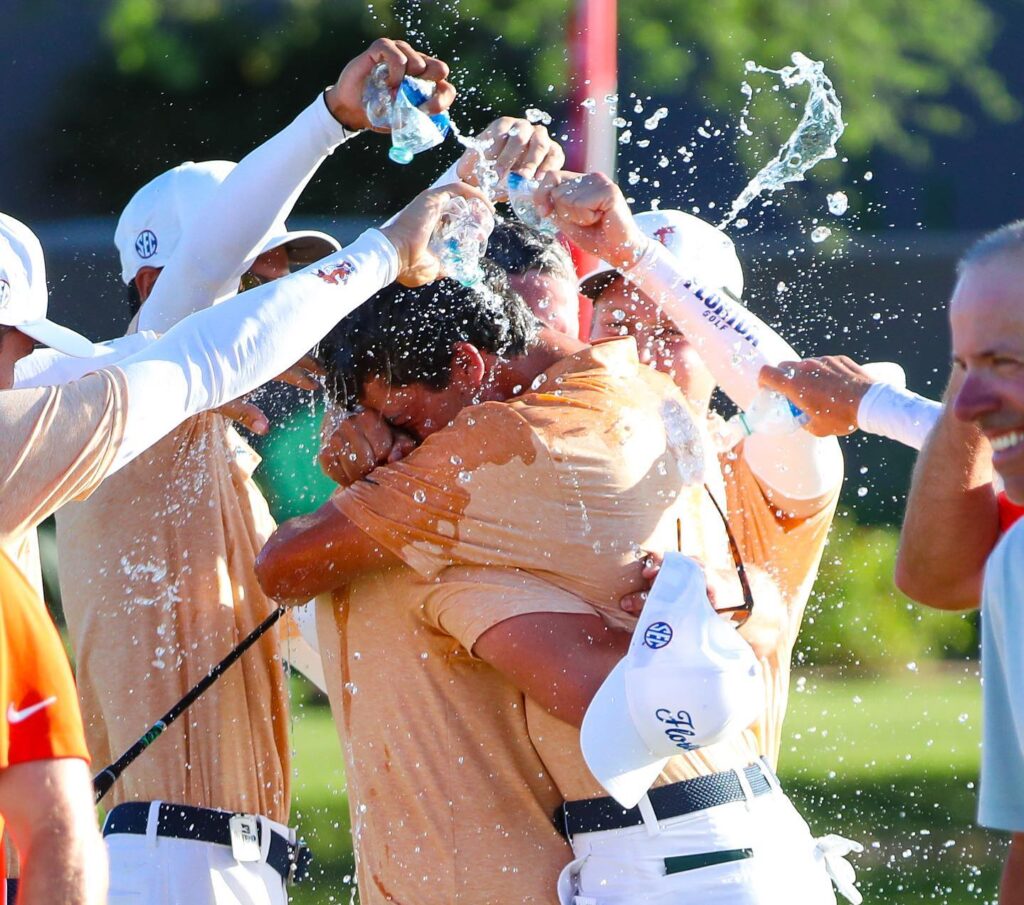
[105,804,291,905]
[558,784,858,905]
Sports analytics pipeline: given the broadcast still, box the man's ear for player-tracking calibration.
[449,342,486,391]
[134,266,162,304]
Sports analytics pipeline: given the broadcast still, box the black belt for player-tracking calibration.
[102,802,311,885]
[556,762,776,838]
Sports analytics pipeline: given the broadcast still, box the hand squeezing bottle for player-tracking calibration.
[363,63,451,164]
[428,196,495,287]
[722,361,907,447]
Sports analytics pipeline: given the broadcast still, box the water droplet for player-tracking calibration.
[644,108,668,130]
[413,489,427,504]
[811,226,832,243]
[863,170,873,181]
[827,191,849,215]
[525,108,552,125]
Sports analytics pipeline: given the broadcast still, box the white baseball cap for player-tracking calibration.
[581,553,763,809]
[115,161,341,285]
[579,209,744,302]
[0,212,97,357]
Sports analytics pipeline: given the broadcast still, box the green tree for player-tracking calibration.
[46,0,1018,215]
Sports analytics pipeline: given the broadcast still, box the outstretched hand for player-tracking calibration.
[533,171,647,268]
[324,38,456,133]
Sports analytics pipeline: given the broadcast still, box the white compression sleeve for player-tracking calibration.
[113,229,397,472]
[623,238,797,412]
[139,93,354,333]
[14,332,156,388]
[624,238,842,501]
[857,383,943,451]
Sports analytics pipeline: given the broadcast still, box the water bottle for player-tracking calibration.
[506,172,558,235]
[362,62,451,165]
[428,196,495,287]
[721,361,907,447]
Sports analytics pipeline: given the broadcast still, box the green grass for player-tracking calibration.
[286,666,1007,904]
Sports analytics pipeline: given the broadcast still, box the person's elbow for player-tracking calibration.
[893,553,982,611]
[255,526,321,603]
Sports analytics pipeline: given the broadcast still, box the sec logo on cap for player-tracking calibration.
[135,230,158,259]
[643,621,673,649]
[0,279,10,310]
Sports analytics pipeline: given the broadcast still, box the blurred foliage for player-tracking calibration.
[44,0,1018,215]
[798,517,978,671]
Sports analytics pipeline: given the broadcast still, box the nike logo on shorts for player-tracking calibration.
[7,697,57,724]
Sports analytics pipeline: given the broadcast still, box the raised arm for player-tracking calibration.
[139,38,455,333]
[895,368,997,609]
[536,171,842,511]
[13,332,156,389]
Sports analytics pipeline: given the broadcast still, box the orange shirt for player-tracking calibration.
[335,339,839,811]
[0,549,89,852]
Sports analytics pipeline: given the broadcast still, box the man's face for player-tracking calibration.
[0,326,35,390]
[950,253,1024,503]
[508,270,580,338]
[361,375,467,442]
[591,275,716,410]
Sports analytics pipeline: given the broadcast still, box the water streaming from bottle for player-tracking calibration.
[720,52,845,228]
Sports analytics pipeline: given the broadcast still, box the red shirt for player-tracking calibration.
[998,492,1024,534]
[0,550,89,866]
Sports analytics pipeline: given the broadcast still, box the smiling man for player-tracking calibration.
[942,221,1024,905]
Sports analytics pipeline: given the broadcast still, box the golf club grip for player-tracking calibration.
[93,606,286,802]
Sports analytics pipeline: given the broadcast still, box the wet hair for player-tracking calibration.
[318,259,539,408]
[958,219,1024,275]
[485,219,575,282]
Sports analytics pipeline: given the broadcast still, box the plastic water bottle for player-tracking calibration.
[722,361,907,446]
[506,172,557,235]
[362,63,451,165]
[428,196,495,287]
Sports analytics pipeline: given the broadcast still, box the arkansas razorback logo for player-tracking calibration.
[314,260,356,286]
[653,225,676,246]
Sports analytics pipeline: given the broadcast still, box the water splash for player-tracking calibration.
[720,52,845,228]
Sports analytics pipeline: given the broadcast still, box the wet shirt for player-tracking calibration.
[0,549,90,852]
[335,338,839,802]
[0,370,129,594]
[978,519,1024,832]
[318,566,590,905]
[56,411,291,822]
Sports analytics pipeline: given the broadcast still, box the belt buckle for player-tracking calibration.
[288,840,313,885]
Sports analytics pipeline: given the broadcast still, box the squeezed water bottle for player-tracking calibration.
[362,62,451,164]
[721,361,906,447]
[428,196,495,287]
[506,172,557,235]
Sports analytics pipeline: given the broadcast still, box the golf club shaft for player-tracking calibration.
[93,605,286,803]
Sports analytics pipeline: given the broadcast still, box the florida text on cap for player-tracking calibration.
[581,553,763,808]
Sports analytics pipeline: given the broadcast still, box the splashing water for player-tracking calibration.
[827,191,850,216]
[448,119,501,204]
[720,52,845,228]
